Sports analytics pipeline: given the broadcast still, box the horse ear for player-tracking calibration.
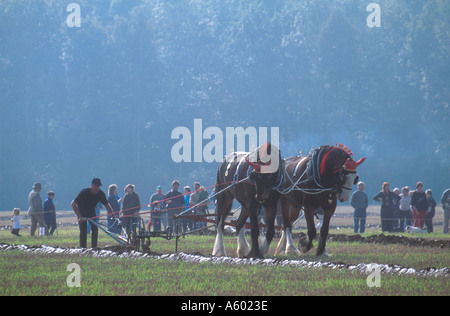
[246,158,261,172]
[356,157,366,166]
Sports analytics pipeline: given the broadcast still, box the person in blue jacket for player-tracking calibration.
[350,182,368,233]
[43,191,57,235]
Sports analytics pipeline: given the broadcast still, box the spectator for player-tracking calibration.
[350,181,368,233]
[11,208,21,237]
[148,201,162,231]
[398,186,413,232]
[411,182,427,229]
[425,189,436,233]
[189,182,201,230]
[373,182,399,232]
[149,185,166,231]
[107,184,122,234]
[121,184,141,234]
[441,188,450,234]
[28,182,48,236]
[164,180,185,233]
[392,188,400,231]
[182,186,192,233]
[190,183,211,229]
[43,191,57,235]
[198,186,210,228]
[71,178,115,248]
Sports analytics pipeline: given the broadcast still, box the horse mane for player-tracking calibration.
[319,144,353,176]
[302,145,352,189]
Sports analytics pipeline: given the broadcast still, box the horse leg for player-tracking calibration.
[236,207,250,258]
[285,226,301,256]
[212,197,232,257]
[285,206,302,256]
[246,205,264,259]
[275,195,290,256]
[316,209,333,257]
[260,201,277,256]
[274,196,299,256]
[299,207,316,254]
[275,229,286,256]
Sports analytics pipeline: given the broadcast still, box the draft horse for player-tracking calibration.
[275,144,366,256]
[212,143,283,259]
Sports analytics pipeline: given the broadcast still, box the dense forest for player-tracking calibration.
[0,0,449,210]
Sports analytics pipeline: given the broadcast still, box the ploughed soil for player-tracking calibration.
[196,229,450,249]
[326,233,450,249]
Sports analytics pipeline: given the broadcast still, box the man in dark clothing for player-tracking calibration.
[425,189,436,233]
[441,188,450,234]
[43,191,57,235]
[373,182,400,232]
[71,178,115,248]
[149,185,166,231]
[121,184,141,234]
[164,180,185,232]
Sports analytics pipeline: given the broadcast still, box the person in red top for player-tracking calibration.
[411,182,428,229]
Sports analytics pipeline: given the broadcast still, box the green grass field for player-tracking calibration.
[1,207,449,296]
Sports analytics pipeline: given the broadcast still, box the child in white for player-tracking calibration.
[11,208,21,236]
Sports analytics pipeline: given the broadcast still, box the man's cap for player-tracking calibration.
[157,185,162,190]
[33,182,42,190]
[92,178,102,186]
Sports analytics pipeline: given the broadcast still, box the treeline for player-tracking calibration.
[0,0,449,209]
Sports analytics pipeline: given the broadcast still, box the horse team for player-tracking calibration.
[212,143,366,259]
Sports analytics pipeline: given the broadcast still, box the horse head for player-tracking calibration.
[320,145,366,202]
[246,143,282,203]
[336,156,366,201]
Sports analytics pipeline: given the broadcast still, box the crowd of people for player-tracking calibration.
[8,178,450,248]
[9,178,211,248]
[351,181,450,234]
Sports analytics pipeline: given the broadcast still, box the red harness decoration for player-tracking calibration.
[320,148,333,176]
[344,157,366,171]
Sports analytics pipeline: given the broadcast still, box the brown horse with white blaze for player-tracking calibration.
[275,145,366,256]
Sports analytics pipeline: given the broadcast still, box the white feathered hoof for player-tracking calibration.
[274,230,286,256]
[285,244,302,256]
[236,229,250,258]
[212,226,227,257]
[259,236,269,256]
[298,236,311,254]
[318,247,333,257]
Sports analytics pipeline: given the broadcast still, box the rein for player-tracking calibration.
[276,147,349,196]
